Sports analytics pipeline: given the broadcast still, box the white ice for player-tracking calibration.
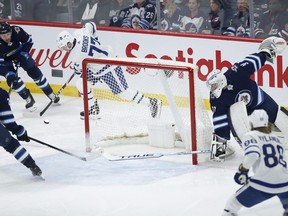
[0,93,285,216]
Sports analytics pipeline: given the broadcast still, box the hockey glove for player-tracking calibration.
[234,163,249,185]
[6,73,19,87]
[13,125,30,142]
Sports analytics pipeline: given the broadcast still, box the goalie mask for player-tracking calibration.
[249,109,269,129]
[56,31,74,51]
[206,69,227,98]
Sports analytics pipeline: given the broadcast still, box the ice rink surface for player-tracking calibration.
[0,93,285,216]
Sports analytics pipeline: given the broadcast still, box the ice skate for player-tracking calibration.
[149,98,162,118]
[25,89,37,112]
[80,100,100,120]
[29,162,43,177]
[48,93,60,103]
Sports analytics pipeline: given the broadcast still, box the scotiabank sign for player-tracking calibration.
[15,23,288,105]
[125,42,288,88]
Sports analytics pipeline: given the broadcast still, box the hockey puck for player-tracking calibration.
[44,119,50,124]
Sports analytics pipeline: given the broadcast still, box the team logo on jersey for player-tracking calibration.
[236,90,252,106]
[15,27,20,34]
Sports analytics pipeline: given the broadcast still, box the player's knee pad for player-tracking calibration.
[18,54,36,70]
[0,124,12,147]
[228,101,251,144]
[274,107,288,146]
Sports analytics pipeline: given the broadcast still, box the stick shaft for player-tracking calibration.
[40,73,75,116]
[29,136,87,161]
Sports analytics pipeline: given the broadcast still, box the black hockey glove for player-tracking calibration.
[234,163,249,185]
[13,125,30,142]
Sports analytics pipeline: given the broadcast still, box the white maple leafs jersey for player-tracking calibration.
[242,130,288,193]
[70,22,114,77]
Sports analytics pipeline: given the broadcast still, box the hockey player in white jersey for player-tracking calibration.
[222,109,288,216]
[56,22,162,119]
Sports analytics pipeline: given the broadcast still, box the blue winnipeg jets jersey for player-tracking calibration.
[0,25,33,60]
[209,52,278,140]
[0,88,18,132]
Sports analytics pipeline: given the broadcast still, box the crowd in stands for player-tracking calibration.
[0,0,287,39]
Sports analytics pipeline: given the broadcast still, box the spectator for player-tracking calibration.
[93,0,111,26]
[109,0,132,19]
[223,0,250,37]
[255,0,288,40]
[179,0,205,33]
[201,0,227,34]
[120,0,157,29]
[11,0,51,21]
[109,0,133,27]
[160,0,184,31]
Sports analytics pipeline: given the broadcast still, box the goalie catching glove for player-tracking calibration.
[258,36,286,63]
[234,163,249,185]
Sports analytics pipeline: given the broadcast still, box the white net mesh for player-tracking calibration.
[82,58,213,164]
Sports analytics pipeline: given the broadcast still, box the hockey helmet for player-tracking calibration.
[56,30,74,51]
[206,69,227,98]
[249,109,269,128]
[0,21,11,34]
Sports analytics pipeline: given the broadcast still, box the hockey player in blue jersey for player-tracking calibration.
[222,109,288,216]
[206,36,287,161]
[56,22,162,120]
[0,87,42,177]
[0,21,59,111]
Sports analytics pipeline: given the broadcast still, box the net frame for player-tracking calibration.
[82,57,199,164]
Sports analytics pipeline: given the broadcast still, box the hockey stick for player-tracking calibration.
[8,63,20,96]
[29,136,101,161]
[3,45,23,58]
[105,149,211,161]
[40,72,75,116]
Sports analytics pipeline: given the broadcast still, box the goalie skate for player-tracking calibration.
[209,134,235,162]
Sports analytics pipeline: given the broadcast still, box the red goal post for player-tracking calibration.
[81,57,212,165]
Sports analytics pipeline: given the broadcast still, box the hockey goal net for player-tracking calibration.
[81,57,213,164]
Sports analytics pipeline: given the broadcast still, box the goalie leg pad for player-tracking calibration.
[228,101,251,145]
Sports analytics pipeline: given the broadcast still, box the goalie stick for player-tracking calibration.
[40,72,75,116]
[29,136,102,161]
[104,149,211,161]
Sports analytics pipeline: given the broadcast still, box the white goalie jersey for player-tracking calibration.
[70,22,114,77]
